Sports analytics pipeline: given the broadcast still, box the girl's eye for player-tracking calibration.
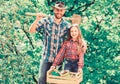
[75,30,78,32]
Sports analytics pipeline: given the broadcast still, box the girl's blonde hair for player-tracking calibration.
[67,24,85,54]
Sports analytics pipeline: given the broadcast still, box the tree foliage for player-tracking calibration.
[0,0,120,84]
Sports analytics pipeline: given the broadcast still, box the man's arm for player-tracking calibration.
[29,13,45,33]
[29,20,39,33]
[82,39,87,53]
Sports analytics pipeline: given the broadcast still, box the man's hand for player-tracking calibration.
[29,13,45,33]
[36,13,46,21]
[50,66,56,70]
[82,40,87,53]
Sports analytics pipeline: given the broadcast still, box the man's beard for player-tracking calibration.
[54,13,63,19]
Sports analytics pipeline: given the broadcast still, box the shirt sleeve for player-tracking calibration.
[63,22,71,40]
[78,40,87,69]
[78,52,84,69]
[36,18,46,32]
[52,42,66,67]
[82,39,87,53]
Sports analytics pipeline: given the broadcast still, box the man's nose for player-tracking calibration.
[57,10,62,13]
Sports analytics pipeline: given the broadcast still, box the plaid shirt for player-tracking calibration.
[52,39,85,68]
[36,16,70,62]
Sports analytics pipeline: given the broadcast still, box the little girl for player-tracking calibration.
[51,24,87,73]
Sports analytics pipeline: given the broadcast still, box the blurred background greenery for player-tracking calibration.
[0,0,120,84]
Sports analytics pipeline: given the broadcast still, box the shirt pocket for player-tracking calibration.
[60,27,67,37]
[45,23,52,36]
[65,45,71,56]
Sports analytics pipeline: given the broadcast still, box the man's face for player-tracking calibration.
[54,8,66,19]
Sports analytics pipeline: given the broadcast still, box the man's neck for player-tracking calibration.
[54,17,62,24]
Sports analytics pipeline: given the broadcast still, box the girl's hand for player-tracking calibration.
[78,68,82,73]
[76,68,82,76]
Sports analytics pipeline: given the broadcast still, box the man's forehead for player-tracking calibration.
[54,8,65,10]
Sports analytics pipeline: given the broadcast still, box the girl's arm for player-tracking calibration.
[52,42,67,67]
[78,40,87,72]
[78,53,84,70]
[82,40,87,53]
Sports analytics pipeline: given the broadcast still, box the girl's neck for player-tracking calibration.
[72,38,77,41]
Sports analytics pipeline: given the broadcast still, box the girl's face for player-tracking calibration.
[70,26,79,40]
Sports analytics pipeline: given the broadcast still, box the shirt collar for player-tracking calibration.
[70,38,78,43]
[52,16,65,25]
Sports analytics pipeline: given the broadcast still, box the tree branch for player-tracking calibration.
[95,17,104,32]
[81,0,95,12]
[32,74,38,84]
[0,41,4,53]
[47,0,50,5]
[69,0,76,12]
[22,26,34,49]
[6,43,14,53]
[11,40,19,55]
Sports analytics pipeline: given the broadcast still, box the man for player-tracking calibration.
[29,1,70,84]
